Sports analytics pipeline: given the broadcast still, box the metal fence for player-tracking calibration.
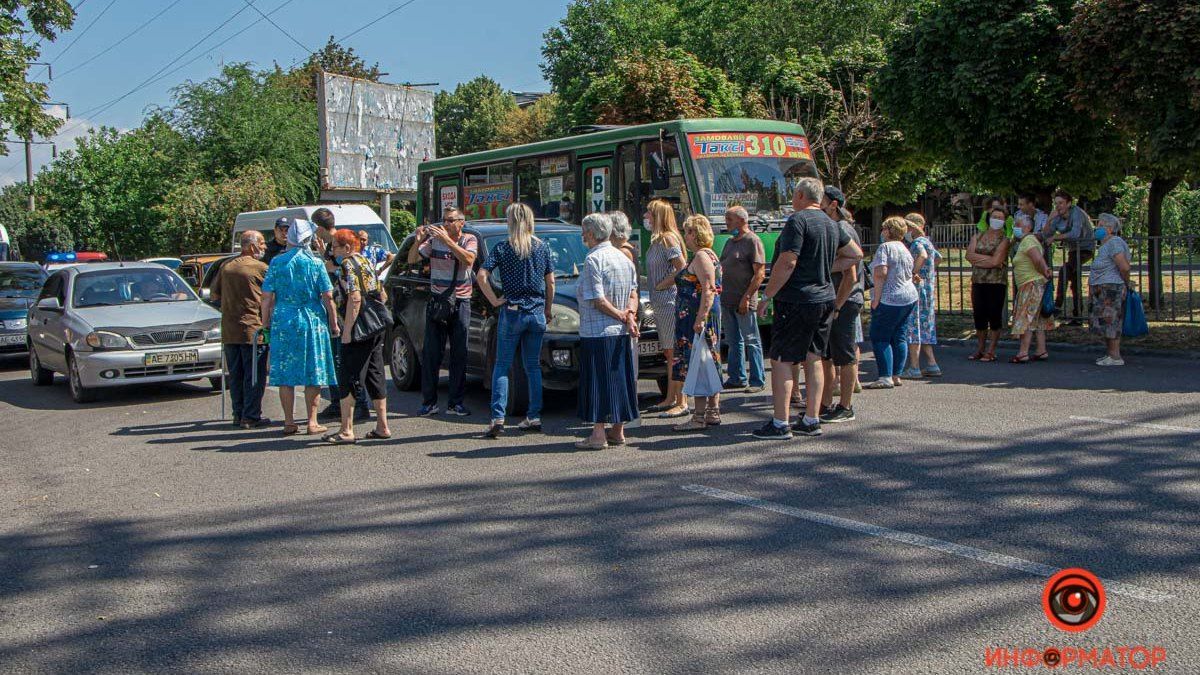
[862,227,1199,325]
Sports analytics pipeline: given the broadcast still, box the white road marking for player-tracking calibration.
[682,484,1174,602]
[1069,416,1200,434]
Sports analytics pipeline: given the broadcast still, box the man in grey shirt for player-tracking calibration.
[1043,188,1095,321]
[719,206,766,392]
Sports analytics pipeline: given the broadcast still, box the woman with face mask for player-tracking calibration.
[965,207,1013,361]
[1008,219,1056,363]
[1088,213,1132,366]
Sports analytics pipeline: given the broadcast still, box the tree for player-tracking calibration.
[876,0,1127,196]
[0,1,74,151]
[1063,0,1200,305]
[168,63,319,204]
[577,47,743,125]
[434,76,516,157]
[16,210,72,261]
[389,207,416,243]
[492,95,565,148]
[155,163,280,255]
[276,36,383,100]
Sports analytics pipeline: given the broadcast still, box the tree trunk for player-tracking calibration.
[1145,176,1180,310]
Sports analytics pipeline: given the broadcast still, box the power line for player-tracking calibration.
[239,0,311,55]
[338,0,423,43]
[56,0,188,79]
[47,0,119,65]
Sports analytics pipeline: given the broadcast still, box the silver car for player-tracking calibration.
[27,262,223,403]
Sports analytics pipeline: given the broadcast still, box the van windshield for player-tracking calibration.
[342,223,398,254]
[686,132,819,223]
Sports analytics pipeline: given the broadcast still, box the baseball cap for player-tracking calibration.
[824,185,846,206]
[274,217,291,229]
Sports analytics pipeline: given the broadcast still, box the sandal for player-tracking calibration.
[657,406,691,419]
[1032,352,1049,362]
[1009,354,1031,364]
[967,351,984,361]
[365,430,392,440]
[704,409,722,426]
[605,431,626,446]
[281,424,299,436]
[673,414,708,432]
[574,438,608,450]
[978,352,997,363]
[645,402,674,414]
[322,432,357,445]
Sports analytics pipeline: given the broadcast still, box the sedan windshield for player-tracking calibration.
[73,269,197,308]
[486,231,590,279]
[0,268,46,297]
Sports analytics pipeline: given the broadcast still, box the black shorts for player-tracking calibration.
[338,333,387,401]
[768,300,834,363]
[825,301,862,367]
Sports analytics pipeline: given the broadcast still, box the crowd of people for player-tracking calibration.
[210,182,1137,447]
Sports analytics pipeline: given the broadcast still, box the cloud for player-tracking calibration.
[0,107,113,187]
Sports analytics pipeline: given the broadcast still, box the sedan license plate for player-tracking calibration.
[0,334,24,346]
[638,340,660,356]
[144,349,199,366]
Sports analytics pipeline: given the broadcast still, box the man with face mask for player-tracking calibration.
[211,231,271,428]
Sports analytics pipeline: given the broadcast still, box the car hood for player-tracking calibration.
[72,301,220,331]
[0,296,35,318]
[550,276,581,308]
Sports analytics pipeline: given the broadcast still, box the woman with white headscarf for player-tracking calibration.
[260,218,341,435]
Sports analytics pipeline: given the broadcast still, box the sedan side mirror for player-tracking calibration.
[37,297,61,311]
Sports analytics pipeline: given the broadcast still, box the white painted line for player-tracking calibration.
[682,484,1174,602]
[1069,416,1200,434]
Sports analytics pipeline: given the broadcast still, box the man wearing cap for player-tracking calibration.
[211,231,270,429]
[818,185,863,423]
[719,206,766,393]
[262,217,289,265]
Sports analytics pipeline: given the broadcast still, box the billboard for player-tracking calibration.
[317,72,435,195]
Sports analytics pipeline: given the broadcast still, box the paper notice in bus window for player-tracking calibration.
[540,155,570,175]
[440,185,458,213]
[707,192,758,214]
[687,132,812,160]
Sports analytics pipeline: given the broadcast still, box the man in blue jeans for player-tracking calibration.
[718,206,767,393]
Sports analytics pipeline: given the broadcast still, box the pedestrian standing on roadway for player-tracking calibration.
[262,217,288,265]
[260,218,339,436]
[608,212,639,268]
[477,203,555,439]
[358,230,394,269]
[754,178,862,440]
[821,187,865,395]
[1045,189,1095,322]
[672,215,723,431]
[410,207,478,416]
[644,199,688,417]
[1089,213,1132,366]
[575,213,640,449]
[1009,220,1055,364]
[901,213,942,378]
[865,217,919,390]
[966,207,1012,362]
[817,191,864,423]
[718,206,766,394]
[312,208,372,422]
[0,222,10,261]
[211,231,270,429]
[324,230,393,444]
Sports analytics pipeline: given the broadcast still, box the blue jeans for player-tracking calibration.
[870,302,916,379]
[490,307,546,422]
[224,343,268,422]
[721,305,764,387]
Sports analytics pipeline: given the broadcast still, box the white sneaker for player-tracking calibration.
[1096,356,1125,367]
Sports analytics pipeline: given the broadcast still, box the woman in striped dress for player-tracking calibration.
[644,199,688,417]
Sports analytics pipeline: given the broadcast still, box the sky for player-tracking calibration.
[1,0,570,186]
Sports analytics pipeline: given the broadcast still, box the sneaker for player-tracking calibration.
[752,420,793,440]
[1096,356,1125,367]
[853,380,862,393]
[921,365,943,378]
[791,417,823,436]
[417,404,441,416]
[517,418,542,432]
[820,405,856,424]
[446,404,471,416]
[485,422,504,439]
[745,384,766,394]
[239,417,273,429]
[900,367,923,379]
[863,379,895,390]
[723,379,749,390]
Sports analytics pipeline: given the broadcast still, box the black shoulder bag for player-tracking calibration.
[426,252,461,325]
[348,256,394,342]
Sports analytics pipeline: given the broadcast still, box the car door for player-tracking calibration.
[388,235,431,355]
[30,271,69,371]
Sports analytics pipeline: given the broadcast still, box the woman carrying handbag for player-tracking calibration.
[325,229,394,443]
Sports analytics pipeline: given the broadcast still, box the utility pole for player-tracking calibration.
[25,138,34,211]
[379,191,391,230]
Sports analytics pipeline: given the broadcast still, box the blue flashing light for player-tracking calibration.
[46,252,77,262]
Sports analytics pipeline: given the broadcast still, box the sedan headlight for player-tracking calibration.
[639,302,656,330]
[205,327,221,343]
[4,318,27,330]
[547,305,580,334]
[85,330,128,350]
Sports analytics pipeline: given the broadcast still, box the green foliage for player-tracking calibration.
[17,210,73,261]
[876,0,1127,195]
[167,63,319,205]
[0,1,74,145]
[390,207,416,242]
[492,94,566,148]
[1110,177,1200,239]
[276,36,383,101]
[154,163,281,255]
[578,47,743,125]
[1063,0,1200,182]
[434,76,517,157]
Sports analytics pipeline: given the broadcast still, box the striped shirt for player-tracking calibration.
[580,241,638,338]
[646,238,682,305]
[419,234,478,299]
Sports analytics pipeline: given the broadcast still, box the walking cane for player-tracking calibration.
[251,328,266,388]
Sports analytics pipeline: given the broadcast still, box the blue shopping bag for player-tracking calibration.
[1040,278,1057,318]
[1123,289,1149,338]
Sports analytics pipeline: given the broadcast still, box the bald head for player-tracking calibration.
[240,230,265,258]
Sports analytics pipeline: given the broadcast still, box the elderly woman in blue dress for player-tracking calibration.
[575,213,641,449]
[260,218,340,435]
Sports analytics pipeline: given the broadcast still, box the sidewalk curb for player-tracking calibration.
[936,337,1200,361]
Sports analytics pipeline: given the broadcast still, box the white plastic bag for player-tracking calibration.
[682,333,722,397]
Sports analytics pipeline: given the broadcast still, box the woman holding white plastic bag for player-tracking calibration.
[671,215,723,432]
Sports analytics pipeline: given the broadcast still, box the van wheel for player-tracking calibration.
[68,354,97,403]
[389,329,420,391]
[30,347,53,386]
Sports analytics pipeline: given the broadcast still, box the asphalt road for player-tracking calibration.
[2,344,1199,674]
